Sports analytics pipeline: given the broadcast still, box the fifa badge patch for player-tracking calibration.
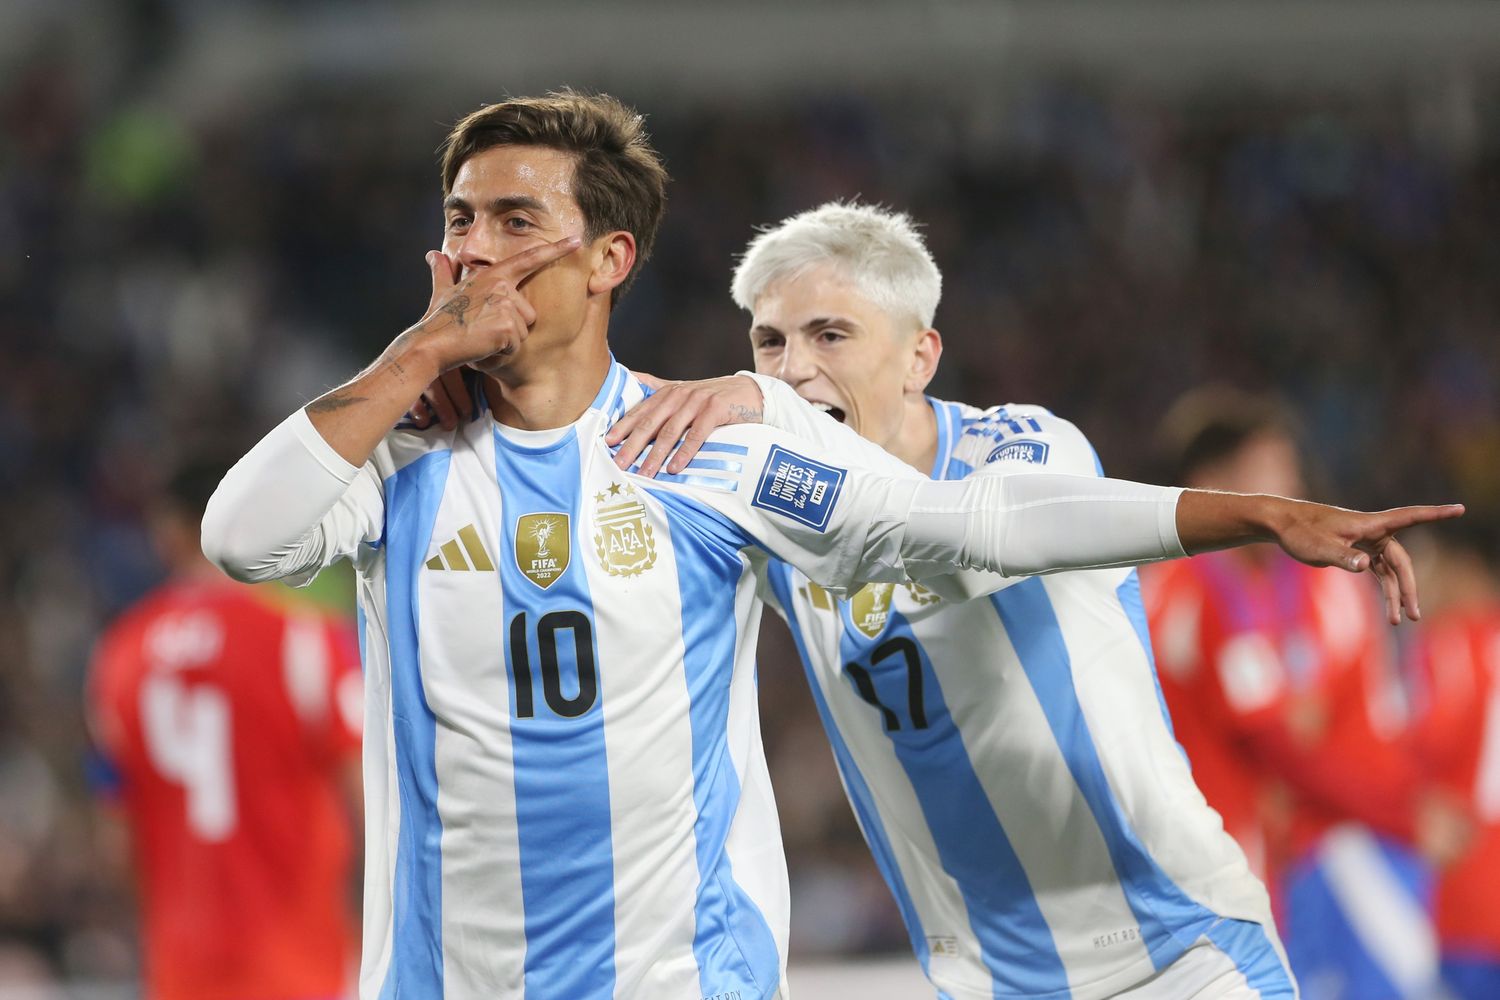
[515,513,570,589]
[986,439,1050,465]
[752,446,845,531]
[849,582,896,639]
[593,483,656,577]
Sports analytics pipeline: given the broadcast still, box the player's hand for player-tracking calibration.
[407,368,476,431]
[605,374,764,477]
[1268,499,1465,624]
[412,237,581,372]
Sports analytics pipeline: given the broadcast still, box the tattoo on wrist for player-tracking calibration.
[728,404,762,423]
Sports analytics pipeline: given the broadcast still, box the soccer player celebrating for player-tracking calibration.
[87,456,363,1000]
[206,95,1455,999]
[605,202,1461,999]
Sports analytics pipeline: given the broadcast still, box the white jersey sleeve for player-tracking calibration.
[739,371,924,480]
[201,409,387,587]
[635,420,1183,598]
[922,404,1128,601]
[735,378,1177,602]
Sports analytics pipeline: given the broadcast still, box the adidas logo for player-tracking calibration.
[425,524,495,572]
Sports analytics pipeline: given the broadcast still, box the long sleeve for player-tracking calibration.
[201,409,386,586]
[648,421,1185,595]
[740,378,1182,596]
[897,471,1185,580]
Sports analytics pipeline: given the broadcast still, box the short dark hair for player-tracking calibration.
[439,90,669,303]
[1156,386,1297,484]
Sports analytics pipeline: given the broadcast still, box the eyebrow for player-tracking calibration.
[749,316,860,340]
[801,316,858,333]
[442,194,549,217]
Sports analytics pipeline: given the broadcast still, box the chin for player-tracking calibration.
[471,350,519,374]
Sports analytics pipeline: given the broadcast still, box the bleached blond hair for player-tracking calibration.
[730,201,942,329]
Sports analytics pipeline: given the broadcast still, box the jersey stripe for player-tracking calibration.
[493,430,617,998]
[992,578,1217,968]
[1115,573,1179,740]
[764,564,937,983]
[929,399,956,479]
[841,606,1071,996]
[650,490,780,995]
[379,450,451,998]
[1203,919,1296,997]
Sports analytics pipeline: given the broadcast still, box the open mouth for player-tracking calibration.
[808,401,847,423]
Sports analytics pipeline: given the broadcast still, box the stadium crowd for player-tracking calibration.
[1,32,1498,995]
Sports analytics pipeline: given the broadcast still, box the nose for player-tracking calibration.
[454,224,498,274]
[775,336,817,385]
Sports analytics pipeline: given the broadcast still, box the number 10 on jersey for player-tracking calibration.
[507,610,599,719]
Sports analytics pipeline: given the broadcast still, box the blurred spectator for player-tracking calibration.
[1408,521,1500,1000]
[85,456,363,1000]
[1143,387,1461,1000]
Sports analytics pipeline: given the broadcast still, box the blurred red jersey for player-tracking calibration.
[88,576,362,1000]
[1144,552,1419,883]
[1411,604,1500,954]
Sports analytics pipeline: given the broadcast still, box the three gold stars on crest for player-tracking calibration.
[593,482,634,504]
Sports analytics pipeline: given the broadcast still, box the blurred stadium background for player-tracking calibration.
[2,0,1499,995]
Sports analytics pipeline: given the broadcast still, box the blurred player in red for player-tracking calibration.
[1409,521,1500,1000]
[1143,387,1462,999]
[87,457,363,1000]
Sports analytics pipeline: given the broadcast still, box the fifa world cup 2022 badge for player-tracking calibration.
[850,582,895,639]
[515,513,571,589]
[593,483,656,577]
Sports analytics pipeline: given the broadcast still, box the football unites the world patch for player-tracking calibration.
[752,446,846,531]
[985,439,1050,465]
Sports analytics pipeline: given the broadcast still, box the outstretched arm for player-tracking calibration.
[609,375,1464,620]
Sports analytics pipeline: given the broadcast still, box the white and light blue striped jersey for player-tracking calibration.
[761,395,1287,1000]
[281,361,959,1000]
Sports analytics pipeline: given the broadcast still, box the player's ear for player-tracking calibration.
[587,231,636,297]
[905,328,943,394]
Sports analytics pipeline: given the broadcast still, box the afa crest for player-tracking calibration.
[515,513,570,589]
[593,483,656,578]
[904,581,942,606]
[849,582,896,639]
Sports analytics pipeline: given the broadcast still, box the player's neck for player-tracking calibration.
[886,392,939,475]
[482,337,613,430]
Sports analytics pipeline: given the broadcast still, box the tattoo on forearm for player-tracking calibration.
[440,294,472,327]
[729,404,762,423]
[307,390,368,414]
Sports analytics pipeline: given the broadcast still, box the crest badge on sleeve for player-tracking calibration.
[515,513,570,589]
[593,483,656,578]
